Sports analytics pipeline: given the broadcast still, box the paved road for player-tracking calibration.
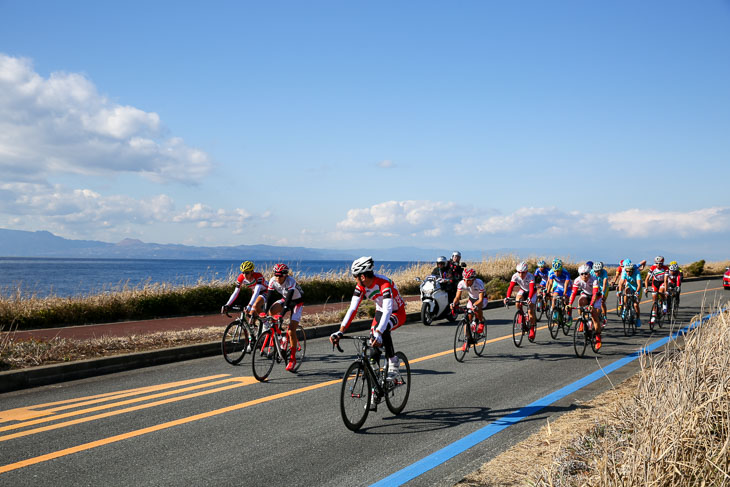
[0,279,726,486]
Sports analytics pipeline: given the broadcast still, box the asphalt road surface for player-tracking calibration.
[0,278,726,486]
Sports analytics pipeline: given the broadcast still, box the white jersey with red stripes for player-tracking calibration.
[340,274,404,334]
[225,271,268,307]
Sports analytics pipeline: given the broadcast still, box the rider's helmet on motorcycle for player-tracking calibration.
[451,251,462,263]
[436,256,448,268]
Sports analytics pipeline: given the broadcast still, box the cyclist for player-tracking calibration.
[266,263,304,372]
[534,259,551,290]
[546,259,572,324]
[618,258,643,328]
[431,256,456,303]
[667,261,683,297]
[503,261,537,340]
[567,264,604,349]
[448,251,464,284]
[221,260,268,318]
[450,268,487,349]
[330,257,406,383]
[645,255,670,322]
[590,261,609,321]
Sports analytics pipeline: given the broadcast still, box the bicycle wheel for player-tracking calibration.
[251,330,276,382]
[221,321,249,365]
[547,306,559,339]
[573,318,588,358]
[473,322,487,357]
[512,311,525,347]
[615,294,622,318]
[453,320,469,362]
[649,302,659,331]
[535,296,544,323]
[672,295,680,322]
[385,351,410,415]
[340,361,372,431]
[627,304,636,335]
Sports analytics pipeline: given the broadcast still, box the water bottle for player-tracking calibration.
[280,335,288,349]
[470,321,477,332]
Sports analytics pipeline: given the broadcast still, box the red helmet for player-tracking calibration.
[273,263,289,276]
[464,268,476,280]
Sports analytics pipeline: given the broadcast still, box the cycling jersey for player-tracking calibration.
[225,272,269,308]
[341,274,406,336]
[621,265,641,291]
[648,264,669,283]
[457,278,485,300]
[534,267,550,287]
[547,269,572,296]
[590,268,609,293]
[667,271,683,287]
[570,275,601,307]
[267,276,304,321]
[507,272,536,302]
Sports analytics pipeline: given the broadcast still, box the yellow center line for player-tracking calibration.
[0,375,232,423]
[0,377,255,436]
[0,285,721,474]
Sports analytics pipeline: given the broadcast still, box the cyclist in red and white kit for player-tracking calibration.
[645,255,669,315]
[221,260,268,318]
[267,263,304,372]
[330,256,406,379]
[503,261,537,340]
[567,264,604,350]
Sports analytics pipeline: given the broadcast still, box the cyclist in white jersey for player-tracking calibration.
[568,264,604,350]
[503,261,537,340]
[451,268,488,334]
[267,263,304,372]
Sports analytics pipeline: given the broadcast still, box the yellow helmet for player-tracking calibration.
[240,261,255,273]
[669,260,677,266]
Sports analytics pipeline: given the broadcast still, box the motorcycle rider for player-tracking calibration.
[448,251,464,285]
[431,256,455,303]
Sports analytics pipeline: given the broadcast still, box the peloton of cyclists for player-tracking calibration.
[503,261,537,340]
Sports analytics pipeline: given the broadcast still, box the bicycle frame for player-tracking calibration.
[337,336,388,398]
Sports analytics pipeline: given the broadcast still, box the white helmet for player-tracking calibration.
[593,261,604,271]
[351,256,374,276]
[655,255,664,264]
[516,261,528,273]
[578,264,591,275]
[436,256,448,264]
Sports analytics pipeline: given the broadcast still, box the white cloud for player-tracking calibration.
[337,200,471,234]
[0,53,212,184]
[607,207,730,237]
[377,159,395,169]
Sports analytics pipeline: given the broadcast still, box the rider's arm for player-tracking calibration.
[452,288,462,307]
[339,288,364,333]
[224,285,241,308]
[590,282,599,307]
[677,273,682,288]
[528,281,535,301]
[569,283,579,306]
[282,288,295,311]
[374,294,393,339]
[248,283,265,309]
[505,281,516,299]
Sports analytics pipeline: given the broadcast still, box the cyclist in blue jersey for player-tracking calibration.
[590,261,609,321]
[546,259,572,323]
[534,260,551,289]
[618,259,643,328]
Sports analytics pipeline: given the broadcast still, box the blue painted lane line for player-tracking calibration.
[371,308,726,487]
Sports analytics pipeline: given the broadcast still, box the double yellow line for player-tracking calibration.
[0,286,721,474]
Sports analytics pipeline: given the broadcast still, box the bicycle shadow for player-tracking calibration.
[355,402,593,435]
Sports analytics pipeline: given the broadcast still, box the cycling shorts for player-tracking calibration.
[468,296,488,310]
[651,280,665,292]
[552,284,572,297]
[371,307,407,333]
[273,299,303,322]
[517,290,537,304]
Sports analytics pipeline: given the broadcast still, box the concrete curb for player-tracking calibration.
[1,275,723,394]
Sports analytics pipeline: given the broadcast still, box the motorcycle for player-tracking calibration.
[416,276,456,325]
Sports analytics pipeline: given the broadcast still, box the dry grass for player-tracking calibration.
[704,260,730,274]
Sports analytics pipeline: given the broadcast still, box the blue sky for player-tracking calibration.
[1,1,729,261]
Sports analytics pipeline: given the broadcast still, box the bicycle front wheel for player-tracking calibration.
[453,320,469,362]
[573,319,588,358]
[650,302,659,331]
[547,307,558,339]
[615,294,622,317]
[385,351,410,415]
[222,321,249,365]
[340,361,372,431]
[251,330,276,382]
[289,326,306,372]
[512,311,525,347]
[535,297,544,323]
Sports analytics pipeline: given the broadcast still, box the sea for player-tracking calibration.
[0,258,417,298]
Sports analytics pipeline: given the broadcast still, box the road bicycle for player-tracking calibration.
[452,305,487,362]
[647,290,665,331]
[251,312,306,381]
[621,290,638,336]
[572,305,599,358]
[666,284,680,324]
[507,298,534,347]
[534,287,547,323]
[546,295,570,339]
[334,336,411,432]
[615,287,623,318]
[221,306,262,365]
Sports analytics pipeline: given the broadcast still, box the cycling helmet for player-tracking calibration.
[351,256,374,276]
[552,258,563,271]
[669,260,678,266]
[240,261,255,273]
[537,259,547,268]
[463,268,476,280]
[669,263,679,272]
[578,264,591,275]
[452,251,462,260]
[586,261,594,269]
[273,263,289,276]
[619,259,625,267]
[436,256,447,265]
[655,255,664,264]
[593,261,604,271]
[516,261,528,273]
[623,259,633,271]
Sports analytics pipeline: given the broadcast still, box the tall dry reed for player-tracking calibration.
[536,305,730,486]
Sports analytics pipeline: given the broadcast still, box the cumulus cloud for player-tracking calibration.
[0,53,212,184]
[377,159,395,169]
[336,200,730,241]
